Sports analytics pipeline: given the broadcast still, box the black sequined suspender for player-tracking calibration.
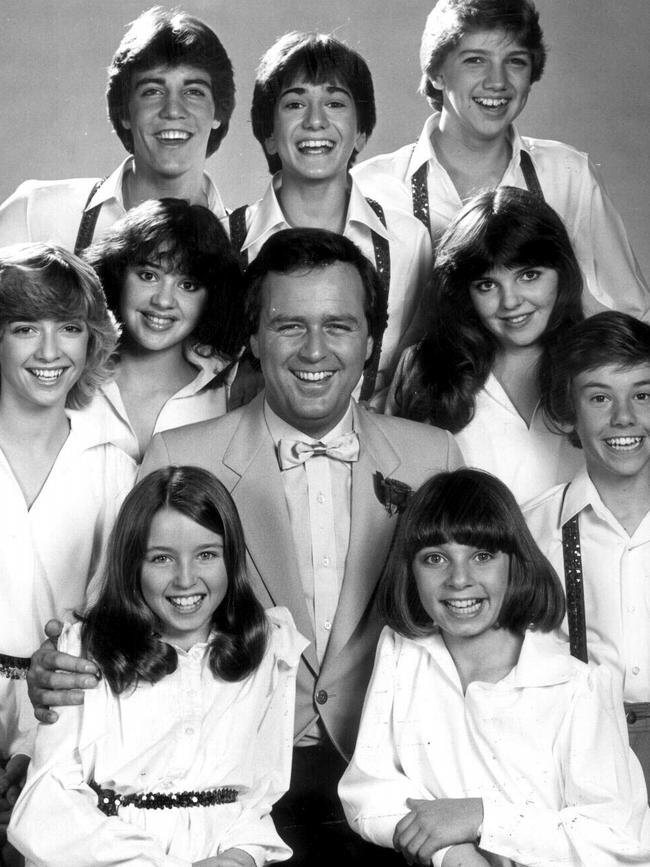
[73,179,105,255]
[228,205,250,270]
[359,197,391,403]
[561,486,589,663]
[410,147,545,230]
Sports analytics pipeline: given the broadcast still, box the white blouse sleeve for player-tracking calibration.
[480,664,650,866]
[216,607,308,866]
[338,627,432,849]
[8,625,191,867]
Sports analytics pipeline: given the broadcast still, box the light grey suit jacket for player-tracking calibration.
[140,394,462,757]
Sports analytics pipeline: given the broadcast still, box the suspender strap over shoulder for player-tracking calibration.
[74,179,105,255]
[228,205,249,270]
[561,489,589,663]
[359,197,391,403]
[518,150,544,199]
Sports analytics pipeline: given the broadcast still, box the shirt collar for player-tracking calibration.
[346,177,391,241]
[407,112,522,178]
[264,397,355,446]
[87,156,227,218]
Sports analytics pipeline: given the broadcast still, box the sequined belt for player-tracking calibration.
[0,652,31,680]
[625,703,650,726]
[90,780,238,816]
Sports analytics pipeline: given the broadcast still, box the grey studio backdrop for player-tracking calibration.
[1,0,648,280]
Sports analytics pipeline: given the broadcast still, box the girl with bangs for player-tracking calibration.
[9,466,305,867]
[339,469,650,866]
[388,186,584,502]
[78,197,244,463]
[0,243,135,836]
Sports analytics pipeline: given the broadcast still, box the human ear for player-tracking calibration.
[264,135,278,156]
[250,333,261,360]
[354,131,368,156]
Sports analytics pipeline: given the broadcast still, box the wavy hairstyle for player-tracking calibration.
[379,468,565,638]
[0,243,117,408]
[81,466,268,694]
[83,198,245,358]
[420,0,546,111]
[107,6,235,157]
[251,31,376,174]
[394,187,584,432]
[546,311,650,448]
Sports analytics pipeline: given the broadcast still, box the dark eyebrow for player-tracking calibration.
[279,84,352,99]
[580,379,650,390]
[132,75,212,89]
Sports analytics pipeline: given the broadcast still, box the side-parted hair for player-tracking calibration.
[81,466,268,694]
[0,243,117,409]
[83,198,245,358]
[420,0,546,111]
[251,31,376,174]
[547,311,650,448]
[107,6,235,157]
[394,187,583,431]
[244,227,388,351]
[379,468,565,637]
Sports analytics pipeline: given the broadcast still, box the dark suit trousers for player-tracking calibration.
[273,740,402,867]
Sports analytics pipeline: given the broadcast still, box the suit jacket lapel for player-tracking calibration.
[324,405,401,664]
[222,395,318,671]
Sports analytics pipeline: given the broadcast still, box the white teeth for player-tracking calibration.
[157,130,190,141]
[167,594,203,609]
[143,312,174,329]
[605,436,643,449]
[502,313,531,325]
[474,97,509,107]
[294,370,333,381]
[297,140,334,152]
[30,368,65,381]
[445,598,482,609]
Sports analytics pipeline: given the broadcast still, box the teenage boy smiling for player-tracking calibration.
[0,7,234,253]
[226,32,432,406]
[525,312,650,795]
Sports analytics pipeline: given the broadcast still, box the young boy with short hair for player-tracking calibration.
[525,311,650,793]
[226,31,432,405]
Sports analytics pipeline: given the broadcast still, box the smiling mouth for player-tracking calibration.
[167,594,205,612]
[500,311,534,327]
[141,311,176,330]
[155,130,192,143]
[443,598,485,616]
[473,97,510,108]
[604,436,644,450]
[28,367,67,383]
[297,139,335,154]
[292,370,335,383]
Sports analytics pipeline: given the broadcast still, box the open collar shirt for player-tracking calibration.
[339,627,650,866]
[0,157,228,251]
[353,113,650,320]
[524,467,650,702]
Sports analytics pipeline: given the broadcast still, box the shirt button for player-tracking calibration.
[316,689,328,705]
[324,621,332,631]
[322,556,330,567]
[317,493,325,504]
[185,727,195,736]
[632,666,641,676]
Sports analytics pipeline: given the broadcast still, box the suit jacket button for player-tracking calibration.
[316,689,328,705]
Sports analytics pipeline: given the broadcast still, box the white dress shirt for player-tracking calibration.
[9,608,308,867]
[524,468,650,703]
[223,174,433,400]
[71,344,236,463]
[339,627,650,867]
[265,402,353,666]
[353,113,650,321]
[0,413,136,759]
[387,348,584,503]
[0,157,228,251]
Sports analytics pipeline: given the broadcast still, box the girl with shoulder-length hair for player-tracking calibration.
[339,468,650,866]
[0,242,136,811]
[388,186,585,502]
[9,466,307,867]
[79,197,245,464]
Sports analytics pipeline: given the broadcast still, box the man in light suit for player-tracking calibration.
[29,228,462,865]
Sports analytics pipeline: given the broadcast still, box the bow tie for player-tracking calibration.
[278,432,360,469]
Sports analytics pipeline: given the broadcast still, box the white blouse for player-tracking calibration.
[9,608,308,867]
[339,627,650,867]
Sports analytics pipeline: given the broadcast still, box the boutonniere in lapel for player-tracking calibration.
[373,471,412,516]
